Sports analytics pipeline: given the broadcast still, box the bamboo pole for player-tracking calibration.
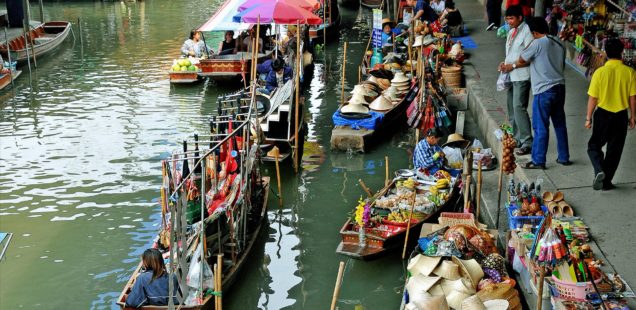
[39,0,44,23]
[358,179,373,197]
[495,153,504,229]
[294,21,301,174]
[340,41,348,105]
[401,191,417,259]
[464,174,472,212]
[476,160,483,221]
[536,267,545,310]
[358,65,361,83]
[216,255,223,310]
[23,0,36,68]
[330,261,346,310]
[385,156,389,186]
[274,147,283,207]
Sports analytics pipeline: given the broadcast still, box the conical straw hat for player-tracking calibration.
[383,86,399,101]
[349,93,369,105]
[446,290,472,310]
[428,283,446,296]
[408,254,442,277]
[461,295,487,310]
[433,260,461,280]
[405,274,442,297]
[391,72,410,83]
[452,256,485,289]
[350,84,377,97]
[410,294,450,310]
[483,300,510,310]
[443,133,470,149]
[369,95,394,111]
[341,101,369,114]
[440,278,476,295]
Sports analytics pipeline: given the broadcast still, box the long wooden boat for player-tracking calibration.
[360,0,383,8]
[0,70,21,90]
[309,0,341,44]
[330,82,418,152]
[0,21,71,63]
[336,177,461,260]
[198,50,273,81]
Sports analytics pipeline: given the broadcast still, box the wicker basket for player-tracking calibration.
[441,65,462,88]
[439,212,476,227]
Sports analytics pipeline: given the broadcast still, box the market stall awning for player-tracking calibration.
[238,0,321,12]
[198,0,253,32]
[232,0,323,25]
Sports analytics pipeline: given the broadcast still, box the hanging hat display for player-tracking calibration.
[369,95,394,111]
[408,254,442,277]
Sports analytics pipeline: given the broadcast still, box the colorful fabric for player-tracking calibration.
[413,139,443,170]
[587,60,636,113]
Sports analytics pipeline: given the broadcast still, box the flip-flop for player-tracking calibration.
[548,201,562,217]
[553,191,564,202]
[559,201,574,217]
[522,162,546,170]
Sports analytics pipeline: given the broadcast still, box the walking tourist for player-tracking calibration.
[585,38,636,190]
[125,248,179,308]
[513,17,570,169]
[413,128,446,172]
[498,5,533,155]
[485,0,503,30]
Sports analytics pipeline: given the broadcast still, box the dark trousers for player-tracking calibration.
[486,0,502,26]
[587,108,628,185]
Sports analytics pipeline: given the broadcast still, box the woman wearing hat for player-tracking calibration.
[381,18,398,46]
[413,128,446,172]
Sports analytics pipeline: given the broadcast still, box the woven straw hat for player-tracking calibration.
[383,86,399,102]
[348,93,369,105]
[369,95,394,111]
[350,85,377,98]
[476,283,517,301]
[443,133,470,149]
[341,101,369,114]
[428,283,446,296]
[441,278,476,295]
[460,295,487,310]
[452,256,485,289]
[408,254,442,277]
[405,274,442,296]
[433,260,461,280]
[391,72,410,84]
[483,300,510,310]
[446,290,472,309]
[409,294,450,310]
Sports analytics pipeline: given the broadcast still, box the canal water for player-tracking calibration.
[0,1,418,309]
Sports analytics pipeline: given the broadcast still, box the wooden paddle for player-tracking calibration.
[330,261,346,310]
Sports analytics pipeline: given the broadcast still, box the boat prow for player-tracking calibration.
[0,70,21,90]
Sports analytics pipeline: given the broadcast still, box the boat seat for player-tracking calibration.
[34,37,53,44]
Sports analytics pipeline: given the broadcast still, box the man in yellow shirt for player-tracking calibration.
[585,39,636,191]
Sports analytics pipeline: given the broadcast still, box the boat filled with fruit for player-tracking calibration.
[336,169,462,260]
[169,57,203,84]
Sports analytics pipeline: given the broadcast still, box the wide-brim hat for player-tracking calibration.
[341,102,370,114]
[443,133,470,149]
[483,300,510,310]
[446,290,472,310]
[408,254,442,277]
[383,86,399,101]
[266,146,280,158]
[369,95,394,111]
[351,85,378,98]
[452,256,485,289]
[391,72,410,84]
[406,274,442,296]
[382,18,396,28]
[441,278,476,296]
[409,294,450,310]
[475,283,517,301]
[349,93,369,105]
[433,260,461,280]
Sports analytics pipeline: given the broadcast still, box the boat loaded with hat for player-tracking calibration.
[335,167,462,260]
[330,71,419,152]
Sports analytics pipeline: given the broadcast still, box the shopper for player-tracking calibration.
[585,38,636,190]
[485,0,503,30]
[498,5,533,155]
[512,17,570,169]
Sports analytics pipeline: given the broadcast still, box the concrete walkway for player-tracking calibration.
[454,0,636,303]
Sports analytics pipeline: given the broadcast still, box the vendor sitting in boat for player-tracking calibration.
[217,30,237,56]
[181,29,213,58]
[257,50,283,80]
[262,58,292,94]
[381,18,397,46]
[124,248,179,308]
[413,128,446,172]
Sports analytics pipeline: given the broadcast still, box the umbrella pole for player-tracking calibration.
[294,21,301,174]
[340,42,347,106]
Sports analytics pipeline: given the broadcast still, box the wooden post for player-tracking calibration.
[340,42,348,105]
[22,0,36,68]
[476,160,483,221]
[274,147,283,207]
[358,179,373,197]
[330,261,346,310]
[358,65,361,83]
[294,21,301,174]
[39,0,44,23]
[402,191,417,259]
[495,153,504,229]
[536,267,545,310]
[385,156,390,186]
[464,174,472,212]
[216,254,223,310]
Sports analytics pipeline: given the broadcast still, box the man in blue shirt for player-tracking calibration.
[264,58,293,94]
[414,0,440,23]
[413,128,445,172]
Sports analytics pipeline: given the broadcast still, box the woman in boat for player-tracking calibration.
[181,29,212,58]
[413,128,446,172]
[0,55,8,74]
[241,28,263,54]
[217,31,237,56]
[125,248,179,308]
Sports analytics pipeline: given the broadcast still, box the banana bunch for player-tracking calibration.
[387,210,410,223]
[401,177,416,190]
[434,179,450,189]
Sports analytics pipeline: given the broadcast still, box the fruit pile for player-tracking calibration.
[171,58,198,72]
[502,133,517,175]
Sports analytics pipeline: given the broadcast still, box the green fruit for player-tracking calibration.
[188,65,197,71]
[180,66,188,71]
[184,59,192,67]
[171,64,181,71]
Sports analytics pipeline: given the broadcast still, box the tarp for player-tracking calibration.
[332,110,384,130]
[198,0,253,32]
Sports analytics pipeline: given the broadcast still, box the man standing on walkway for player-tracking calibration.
[485,0,503,30]
[499,5,533,156]
[511,17,571,169]
[585,39,636,190]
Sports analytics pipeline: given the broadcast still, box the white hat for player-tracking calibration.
[350,84,377,98]
[433,260,461,280]
[408,254,442,277]
[349,93,369,105]
[369,95,394,111]
[341,101,369,114]
[405,274,442,296]
[391,72,410,84]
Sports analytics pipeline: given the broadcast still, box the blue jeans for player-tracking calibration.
[531,84,569,165]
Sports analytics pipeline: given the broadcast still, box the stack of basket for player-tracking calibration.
[441,65,463,89]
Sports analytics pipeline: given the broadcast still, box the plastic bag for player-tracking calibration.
[471,139,484,151]
[186,243,214,290]
[496,72,511,91]
[442,146,463,169]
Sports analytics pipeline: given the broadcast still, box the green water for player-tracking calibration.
[0,1,417,309]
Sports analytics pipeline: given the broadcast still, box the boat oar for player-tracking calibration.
[358,179,373,197]
[401,191,417,259]
[340,41,347,106]
[330,261,346,310]
[385,156,390,187]
[476,160,482,222]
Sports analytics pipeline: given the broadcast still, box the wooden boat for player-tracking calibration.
[0,70,21,90]
[330,82,419,152]
[169,70,202,84]
[0,21,71,63]
[117,101,269,309]
[360,0,384,8]
[336,178,461,260]
[309,0,341,44]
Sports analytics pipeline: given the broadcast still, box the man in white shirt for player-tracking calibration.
[498,5,533,155]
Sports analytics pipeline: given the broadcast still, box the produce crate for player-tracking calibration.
[507,203,547,231]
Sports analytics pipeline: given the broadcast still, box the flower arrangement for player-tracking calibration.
[354,197,372,228]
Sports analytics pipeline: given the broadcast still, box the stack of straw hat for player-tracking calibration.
[369,95,394,112]
[368,75,391,90]
[391,72,410,95]
[340,91,370,114]
[350,84,378,103]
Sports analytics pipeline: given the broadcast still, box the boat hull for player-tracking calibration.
[0,21,71,63]
[0,70,21,90]
[169,71,201,84]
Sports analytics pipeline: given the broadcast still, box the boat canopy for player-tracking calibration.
[199,0,256,32]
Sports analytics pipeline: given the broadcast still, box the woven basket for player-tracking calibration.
[439,212,476,227]
[441,65,462,88]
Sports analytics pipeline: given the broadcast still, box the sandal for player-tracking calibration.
[522,162,546,170]
[559,201,574,217]
[553,191,564,202]
[548,201,562,217]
